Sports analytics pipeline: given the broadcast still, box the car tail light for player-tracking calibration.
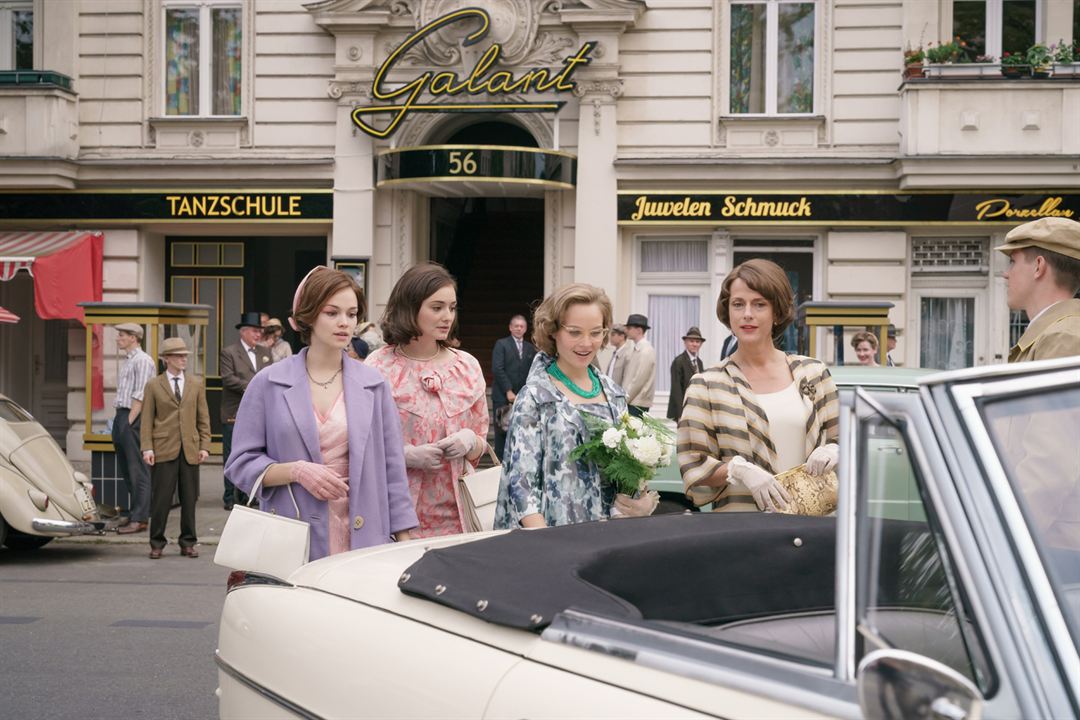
[28,489,49,511]
[226,570,291,594]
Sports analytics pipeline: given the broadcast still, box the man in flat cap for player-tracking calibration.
[667,327,706,421]
[220,312,272,509]
[997,217,1080,362]
[622,313,657,417]
[112,323,156,533]
[140,338,210,559]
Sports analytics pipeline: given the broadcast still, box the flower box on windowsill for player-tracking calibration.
[923,62,1000,78]
[1053,62,1080,78]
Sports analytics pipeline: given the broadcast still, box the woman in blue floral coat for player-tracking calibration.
[494,284,657,529]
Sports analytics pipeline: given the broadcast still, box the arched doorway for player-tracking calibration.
[428,122,545,382]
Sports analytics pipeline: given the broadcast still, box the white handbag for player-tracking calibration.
[214,475,311,579]
[457,448,503,533]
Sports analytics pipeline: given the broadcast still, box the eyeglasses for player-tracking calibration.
[559,326,609,341]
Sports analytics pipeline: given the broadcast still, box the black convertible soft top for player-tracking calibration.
[398,513,840,631]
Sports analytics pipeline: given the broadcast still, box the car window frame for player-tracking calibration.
[946,368,1080,708]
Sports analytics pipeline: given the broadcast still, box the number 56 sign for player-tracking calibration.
[375,146,577,192]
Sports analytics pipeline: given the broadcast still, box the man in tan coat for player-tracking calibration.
[622,313,657,417]
[997,217,1080,362]
[141,338,210,559]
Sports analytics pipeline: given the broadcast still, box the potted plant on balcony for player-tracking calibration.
[903,47,925,79]
[1000,51,1031,78]
[923,37,995,77]
[1027,42,1053,78]
[1052,40,1080,78]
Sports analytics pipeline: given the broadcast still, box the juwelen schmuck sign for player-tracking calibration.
[351,8,594,139]
[618,192,1080,225]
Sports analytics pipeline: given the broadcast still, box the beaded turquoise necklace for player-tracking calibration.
[547,361,602,399]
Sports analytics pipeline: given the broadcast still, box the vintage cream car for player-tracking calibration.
[0,394,108,549]
[216,358,1080,719]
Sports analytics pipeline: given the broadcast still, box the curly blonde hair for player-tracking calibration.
[532,283,613,356]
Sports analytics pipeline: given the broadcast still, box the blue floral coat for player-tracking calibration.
[494,352,629,528]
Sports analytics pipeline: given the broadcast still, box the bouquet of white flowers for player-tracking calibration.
[571,412,675,501]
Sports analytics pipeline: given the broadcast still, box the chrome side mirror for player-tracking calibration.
[858,649,983,720]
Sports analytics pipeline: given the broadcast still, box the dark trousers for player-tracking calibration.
[150,454,199,550]
[221,422,248,507]
[111,409,150,522]
[493,405,508,461]
[628,405,649,419]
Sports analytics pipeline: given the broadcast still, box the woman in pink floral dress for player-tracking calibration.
[366,263,489,537]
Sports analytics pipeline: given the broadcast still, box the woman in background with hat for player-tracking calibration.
[225,267,417,561]
[261,317,293,363]
[678,259,840,513]
[667,326,706,421]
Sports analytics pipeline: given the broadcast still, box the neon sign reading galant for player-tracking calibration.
[351,8,595,139]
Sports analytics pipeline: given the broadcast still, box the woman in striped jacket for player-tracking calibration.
[677,259,839,512]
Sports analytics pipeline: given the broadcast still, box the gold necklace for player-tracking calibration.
[396,345,441,362]
[306,364,342,389]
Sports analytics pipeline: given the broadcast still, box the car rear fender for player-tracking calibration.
[7,434,83,519]
[0,463,77,535]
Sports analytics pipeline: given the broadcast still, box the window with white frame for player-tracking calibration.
[729,0,816,115]
[952,0,1039,59]
[163,1,242,116]
[0,1,32,71]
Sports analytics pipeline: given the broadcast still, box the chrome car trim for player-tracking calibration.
[30,518,107,535]
[544,610,859,720]
[834,395,860,683]
[214,651,323,720]
[918,356,1080,388]
[950,374,1080,708]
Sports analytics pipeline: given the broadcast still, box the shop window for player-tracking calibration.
[171,241,244,268]
[952,0,1039,59]
[729,0,816,115]
[649,295,701,394]
[1009,310,1029,347]
[0,1,32,71]
[911,237,989,273]
[640,239,709,273]
[163,1,242,116]
[920,297,975,370]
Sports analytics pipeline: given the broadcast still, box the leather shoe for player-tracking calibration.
[223,503,234,511]
[116,516,131,528]
[180,546,199,558]
[149,547,162,559]
[118,521,148,534]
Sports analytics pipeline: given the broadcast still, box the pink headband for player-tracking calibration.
[288,266,329,331]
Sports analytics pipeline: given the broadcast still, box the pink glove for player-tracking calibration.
[436,428,479,460]
[290,461,348,500]
[728,456,791,512]
[403,444,444,471]
[806,443,839,476]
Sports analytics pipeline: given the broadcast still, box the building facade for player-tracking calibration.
[0,0,1078,465]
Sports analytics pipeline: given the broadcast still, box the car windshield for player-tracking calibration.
[978,385,1080,651]
[0,399,33,422]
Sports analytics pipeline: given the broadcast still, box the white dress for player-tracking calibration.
[754,382,810,473]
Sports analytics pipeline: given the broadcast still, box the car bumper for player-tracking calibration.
[31,517,117,535]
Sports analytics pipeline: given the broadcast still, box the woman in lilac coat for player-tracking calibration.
[225,267,417,561]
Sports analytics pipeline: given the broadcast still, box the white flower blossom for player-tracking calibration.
[601,427,624,449]
[626,416,644,434]
[628,436,663,467]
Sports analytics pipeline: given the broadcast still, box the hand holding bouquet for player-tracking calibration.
[571,412,675,518]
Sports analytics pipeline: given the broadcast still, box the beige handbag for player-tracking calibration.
[214,475,310,579]
[458,448,503,533]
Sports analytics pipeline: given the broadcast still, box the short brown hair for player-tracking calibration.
[532,283,613,356]
[380,263,457,347]
[716,259,796,338]
[851,331,878,351]
[1021,246,1080,294]
[292,267,366,345]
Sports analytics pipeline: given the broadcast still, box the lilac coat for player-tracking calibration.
[224,349,418,560]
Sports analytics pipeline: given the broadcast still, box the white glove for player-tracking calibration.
[403,444,444,471]
[613,489,660,518]
[728,456,791,512]
[806,443,839,476]
[435,428,479,460]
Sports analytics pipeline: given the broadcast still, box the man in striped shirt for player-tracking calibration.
[112,323,156,534]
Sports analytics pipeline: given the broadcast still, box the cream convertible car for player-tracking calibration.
[217,359,1080,720]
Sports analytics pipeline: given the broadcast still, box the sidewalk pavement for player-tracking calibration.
[58,461,232,547]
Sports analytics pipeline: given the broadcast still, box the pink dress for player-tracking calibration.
[366,346,488,537]
[314,392,351,555]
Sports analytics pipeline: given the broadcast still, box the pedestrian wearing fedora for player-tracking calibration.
[140,338,210,559]
[622,314,656,418]
[220,311,272,509]
[667,327,706,421]
[112,322,155,534]
[996,217,1080,362]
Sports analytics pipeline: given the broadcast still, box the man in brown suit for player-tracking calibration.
[220,311,272,509]
[140,338,210,559]
[997,217,1080,362]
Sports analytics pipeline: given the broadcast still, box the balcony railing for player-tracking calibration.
[0,70,78,161]
[0,70,74,91]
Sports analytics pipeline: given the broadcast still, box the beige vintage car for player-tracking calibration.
[0,393,109,549]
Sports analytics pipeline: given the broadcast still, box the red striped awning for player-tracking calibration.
[0,231,102,281]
